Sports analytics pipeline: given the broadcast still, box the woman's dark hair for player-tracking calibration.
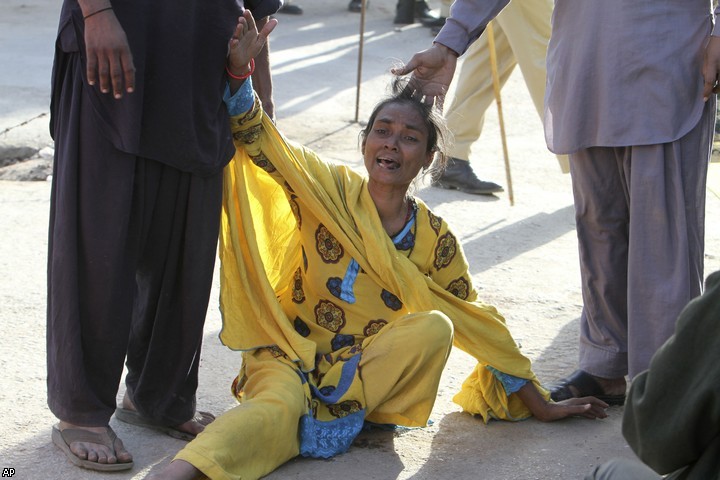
[360,76,450,182]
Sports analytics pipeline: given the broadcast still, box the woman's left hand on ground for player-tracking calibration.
[516,383,608,422]
[534,397,609,422]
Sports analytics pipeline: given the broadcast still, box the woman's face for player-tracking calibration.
[362,102,434,190]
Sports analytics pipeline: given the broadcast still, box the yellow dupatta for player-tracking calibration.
[219,101,548,422]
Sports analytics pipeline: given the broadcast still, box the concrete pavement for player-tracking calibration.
[1,1,719,479]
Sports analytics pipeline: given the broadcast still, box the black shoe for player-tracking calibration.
[348,0,366,12]
[277,3,303,14]
[414,0,439,23]
[421,16,445,28]
[433,158,503,195]
[394,0,414,24]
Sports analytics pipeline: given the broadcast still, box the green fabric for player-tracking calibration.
[622,270,720,480]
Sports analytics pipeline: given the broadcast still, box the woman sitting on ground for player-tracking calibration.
[150,11,607,480]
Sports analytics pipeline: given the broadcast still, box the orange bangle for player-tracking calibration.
[226,58,255,80]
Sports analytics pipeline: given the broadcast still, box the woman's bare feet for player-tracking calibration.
[146,460,203,480]
[56,421,133,466]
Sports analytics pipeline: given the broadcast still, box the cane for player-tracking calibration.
[354,0,368,123]
[486,22,514,205]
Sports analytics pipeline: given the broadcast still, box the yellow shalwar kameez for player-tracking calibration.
[175,88,549,480]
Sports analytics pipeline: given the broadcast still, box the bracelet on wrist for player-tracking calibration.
[226,58,255,81]
[83,6,113,20]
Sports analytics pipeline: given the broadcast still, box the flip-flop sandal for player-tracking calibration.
[51,424,134,471]
[114,407,215,441]
[548,369,626,406]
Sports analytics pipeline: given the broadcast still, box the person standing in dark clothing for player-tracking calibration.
[47,0,280,471]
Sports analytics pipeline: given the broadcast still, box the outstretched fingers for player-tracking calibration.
[239,10,277,55]
[561,396,609,419]
[228,10,278,69]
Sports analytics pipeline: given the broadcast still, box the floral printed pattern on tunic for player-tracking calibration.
[292,268,305,303]
[328,400,363,418]
[331,333,355,351]
[289,194,302,228]
[363,319,387,337]
[447,277,470,300]
[319,385,336,396]
[267,345,287,359]
[381,289,403,311]
[250,152,276,173]
[233,123,262,144]
[434,232,457,270]
[326,277,343,299]
[428,211,443,235]
[316,224,344,263]
[315,299,346,332]
[294,317,311,337]
[233,99,261,127]
[395,229,415,251]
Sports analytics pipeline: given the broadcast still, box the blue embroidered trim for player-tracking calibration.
[339,259,360,304]
[223,78,255,116]
[338,205,417,304]
[486,366,528,395]
[299,410,365,458]
[392,212,416,245]
[308,354,361,404]
[299,354,365,458]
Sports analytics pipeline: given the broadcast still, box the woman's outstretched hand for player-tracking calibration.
[516,383,608,422]
[227,10,278,81]
[535,396,609,422]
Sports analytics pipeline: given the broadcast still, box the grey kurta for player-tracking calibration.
[435,0,720,154]
[435,0,717,378]
[545,0,718,154]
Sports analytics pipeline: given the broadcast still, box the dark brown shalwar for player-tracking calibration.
[46,0,279,427]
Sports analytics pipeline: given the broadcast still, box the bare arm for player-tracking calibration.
[515,383,608,422]
[702,36,720,101]
[251,16,276,121]
[226,11,277,94]
[392,0,510,106]
[78,0,135,99]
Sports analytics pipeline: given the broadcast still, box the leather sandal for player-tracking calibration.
[114,407,215,441]
[52,425,133,471]
[548,369,626,406]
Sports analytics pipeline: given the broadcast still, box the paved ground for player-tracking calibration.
[1,1,719,479]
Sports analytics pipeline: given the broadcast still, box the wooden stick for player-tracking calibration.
[354,0,367,123]
[486,22,514,205]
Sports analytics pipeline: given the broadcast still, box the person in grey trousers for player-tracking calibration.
[394,0,720,403]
